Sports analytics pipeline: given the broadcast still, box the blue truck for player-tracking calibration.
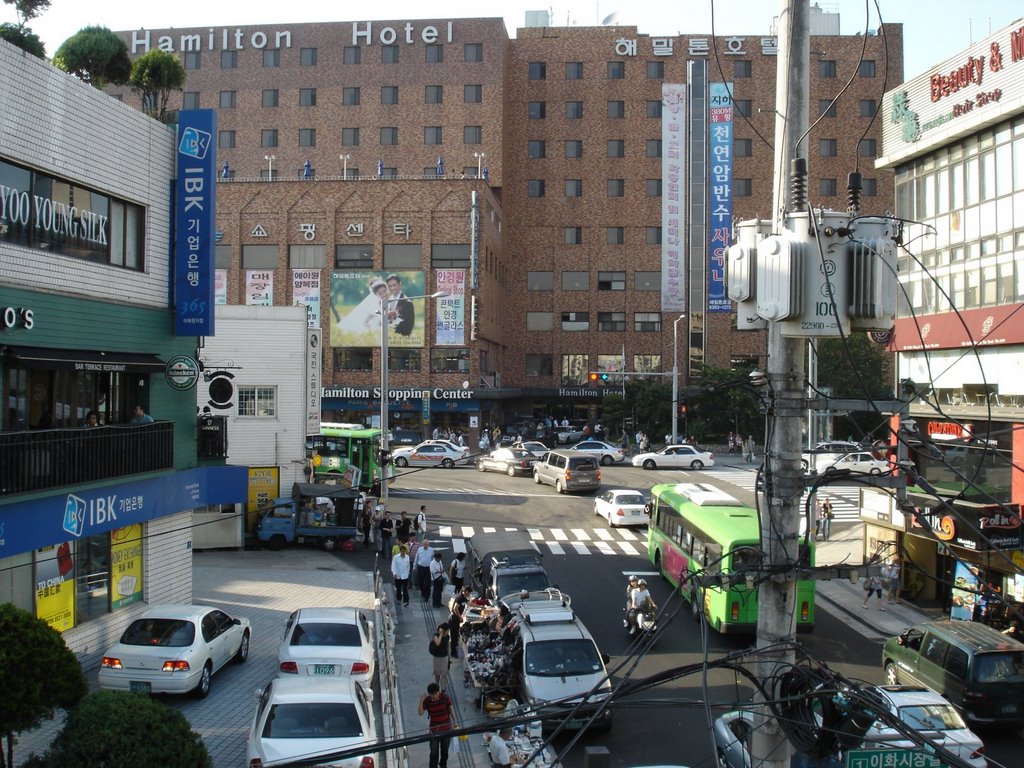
[255,482,363,551]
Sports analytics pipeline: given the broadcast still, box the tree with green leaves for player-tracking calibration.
[53,26,130,87]
[3,0,50,26]
[0,21,43,56]
[31,691,211,768]
[0,604,87,768]
[128,48,186,121]
[813,334,895,439]
[688,363,765,444]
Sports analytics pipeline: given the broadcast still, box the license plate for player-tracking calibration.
[129,681,151,693]
[564,719,585,729]
[1001,703,1017,713]
[312,664,336,675]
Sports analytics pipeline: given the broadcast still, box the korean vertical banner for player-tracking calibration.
[215,269,228,304]
[661,84,686,313]
[435,269,466,346]
[708,82,734,313]
[174,110,216,335]
[292,268,322,327]
[246,270,274,305]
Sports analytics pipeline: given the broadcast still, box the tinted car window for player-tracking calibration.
[922,635,949,665]
[973,652,1024,683]
[569,457,598,470]
[263,702,364,738]
[291,622,362,647]
[945,646,969,680]
[122,618,195,647]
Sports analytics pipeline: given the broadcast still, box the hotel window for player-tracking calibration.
[183,91,199,109]
[219,90,237,108]
[464,126,482,144]
[598,312,626,331]
[860,99,877,117]
[645,226,662,244]
[635,271,660,290]
[426,44,443,63]
[261,129,278,147]
[565,140,583,159]
[735,179,752,196]
[262,89,279,108]
[598,272,625,291]
[263,49,280,67]
[343,46,360,64]
[607,61,625,79]
[561,312,589,331]
[565,179,582,197]
[529,101,546,119]
[424,126,443,145]
[220,50,237,69]
[859,139,877,157]
[184,51,200,70]
[734,60,752,78]
[218,130,235,148]
[381,86,398,104]
[646,140,662,158]
[565,101,583,119]
[528,61,546,80]
[528,271,554,290]
[819,59,836,77]
[526,355,553,377]
[734,100,751,117]
[634,312,662,332]
[299,88,317,107]
[464,43,483,61]
[561,354,589,385]
[343,87,360,105]
[381,127,398,145]
[564,227,582,245]
[646,61,664,79]
[527,312,554,331]
[425,85,443,104]
[382,45,399,64]
[645,178,662,196]
[464,84,482,103]
[646,100,662,118]
[820,178,838,197]
[299,129,316,147]
[818,100,836,118]
[300,47,317,66]
[238,386,277,417]
[607,140,625,158]
[607,100,625,118]
[342,128,360,146]
[606,227,624,244]
[528,140,546,159]
[735,138,752,157]
[819,139,837,157]
[859,60,876,77]
[565,61,583,79]
[607,179,625,197]
[334,348,373,372]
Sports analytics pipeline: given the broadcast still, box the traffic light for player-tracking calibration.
[589,372,599,382]
[376,449,391,467]
[679,404,687,415]
[600,373,610,382]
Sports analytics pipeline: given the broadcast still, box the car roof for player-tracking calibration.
[294,607,362,623]
[869,684,954,708]
[903,618,1024,650]
[139,604,221,621]
[268,676,364,701]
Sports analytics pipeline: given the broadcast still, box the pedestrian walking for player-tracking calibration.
[863,574,886,610]
[448,552,466,591]
[448,585,472,654]
[395,510,412,544]
[415,505,428,543]
[418,682,455,768]
[744,435,756,463]
[430,551,447,607]
[820,497,834,541]
[358,507,373,548]
[885,557,901,604]
[427,625,451,690]
[377,509,394,557]
[813,498,824,539]
[391,544,411,606]
[415,539,435,600]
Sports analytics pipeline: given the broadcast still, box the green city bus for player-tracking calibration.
[306,423,383,491]
[647,482,815,634]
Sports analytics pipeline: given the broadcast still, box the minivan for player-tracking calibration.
[532,450,601,493]
[882,618,1024,726]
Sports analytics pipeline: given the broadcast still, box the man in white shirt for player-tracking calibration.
[488,726,513,767]
[415,539,435,601]
[415,505,428,543]
[628,579,654,635]
[391,545,411,607]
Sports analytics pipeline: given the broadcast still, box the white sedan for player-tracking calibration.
[814,451,889,475]
[391,441,470,468]
[247,676,378,768]
[98,604,251,698]
[277,607,375,683]
[512,440,550,458]
[632,445,715,470]
[594,489,649,527]
[569,439,627,465]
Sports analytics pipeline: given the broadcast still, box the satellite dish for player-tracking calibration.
[602,12,621,25]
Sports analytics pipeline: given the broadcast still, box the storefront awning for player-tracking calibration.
[3,345,167,373]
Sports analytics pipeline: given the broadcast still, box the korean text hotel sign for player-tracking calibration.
[175,110,216,336]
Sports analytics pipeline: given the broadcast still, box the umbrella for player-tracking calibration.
[303,160,312,179]
[377,158,384,177]
[436,156,445,176]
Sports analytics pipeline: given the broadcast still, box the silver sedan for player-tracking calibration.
[391,441,470,468]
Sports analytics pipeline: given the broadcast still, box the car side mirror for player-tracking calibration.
[601,653,611,665]
[254,686,264,700]
[361,686,375,703]
[897,635,906,646]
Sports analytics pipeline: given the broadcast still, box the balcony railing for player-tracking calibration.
[0,422,174,496]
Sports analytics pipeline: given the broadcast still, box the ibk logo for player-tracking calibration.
[63,494,86,538]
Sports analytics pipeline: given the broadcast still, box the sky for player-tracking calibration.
[15,0,1024,82]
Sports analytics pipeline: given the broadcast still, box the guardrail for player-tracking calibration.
[375,572,408,768]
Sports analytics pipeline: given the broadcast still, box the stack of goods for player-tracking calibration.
[463,625,514,687]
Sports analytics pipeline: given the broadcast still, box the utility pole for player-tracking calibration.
[752,3,807,768]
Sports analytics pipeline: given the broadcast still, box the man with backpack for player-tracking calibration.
[415,505,428,543]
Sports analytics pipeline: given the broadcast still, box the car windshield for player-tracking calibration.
[525,639,603,677]
[614,493,646,505]
[291,622,362,647]
[498,572,550,595]
[263,702,364,738]
[973,651,1024,683]
[896,703,967,731]
[121,618,195,647]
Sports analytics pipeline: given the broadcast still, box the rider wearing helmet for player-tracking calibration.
[628,579,655,635]
[624,575,640,627]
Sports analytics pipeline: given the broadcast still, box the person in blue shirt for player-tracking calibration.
[130,405,154,425]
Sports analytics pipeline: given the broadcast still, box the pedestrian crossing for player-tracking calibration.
[699,467,861,521]
[433,524,647,557]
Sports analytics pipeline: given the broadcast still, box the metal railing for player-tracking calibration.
[0,422,174,495]
[375,572,408,768]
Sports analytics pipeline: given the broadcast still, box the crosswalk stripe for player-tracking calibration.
[595,541,616,555]
[595,529,615,541]
[551,528,568,541]
[572,542,590,554]
[527,528,544,540]
[617,528,641,541]
[438,525,452,537]
[571,528,591,540]
[618,541,640,556]
[548,542,565,555]
[452,539,467,554]
[482,526,496,533]
[505,527,518,531]
[461,526,474,538]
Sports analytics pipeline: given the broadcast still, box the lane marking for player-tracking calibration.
[551,528,568,541]
[595,529,615,541]
[571,528,591,541]
[572,542,590,554]
[618,541,640,556]
[452,539,467,554]
[595,542,615,555]
[460,526,475,538]
[527,528,543,540]
[547,542,565,555]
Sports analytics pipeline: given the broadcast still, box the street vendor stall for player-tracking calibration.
[459,602,519,714]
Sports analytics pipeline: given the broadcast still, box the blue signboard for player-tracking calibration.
[0,465,247,555]
[708,83,734,313]
[174,110,217,336]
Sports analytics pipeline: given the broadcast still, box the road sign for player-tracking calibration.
[846,749,949,768]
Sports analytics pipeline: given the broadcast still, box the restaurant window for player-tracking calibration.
[238,386,277,417]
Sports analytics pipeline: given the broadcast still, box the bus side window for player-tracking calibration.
[704,543,722,573]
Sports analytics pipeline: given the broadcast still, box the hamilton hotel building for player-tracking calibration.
[109,8,901,437]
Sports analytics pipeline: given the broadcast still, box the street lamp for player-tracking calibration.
[263,154,276,180]
[340,153,352,179]
[379,290,447,505]
[473,151,486,178]
[671,314,685,444]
